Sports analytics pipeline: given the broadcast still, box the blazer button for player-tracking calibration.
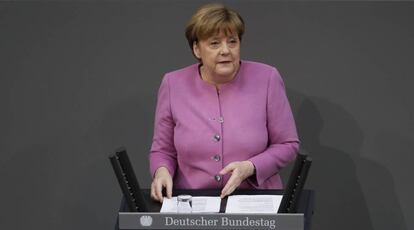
[218,117,224,123]
[212,154,221,161]
[213,134,221,142]
[214,175,222,182]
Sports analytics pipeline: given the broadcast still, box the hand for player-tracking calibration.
[150,167,173,203]
[219,161,255,198]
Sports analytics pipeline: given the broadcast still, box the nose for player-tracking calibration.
[220,43,230,55]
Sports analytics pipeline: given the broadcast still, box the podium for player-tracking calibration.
[115,188,314,230]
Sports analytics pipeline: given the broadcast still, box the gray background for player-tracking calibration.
[0,1,412,230]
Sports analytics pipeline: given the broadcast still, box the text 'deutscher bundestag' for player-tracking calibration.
[119,213,304,230]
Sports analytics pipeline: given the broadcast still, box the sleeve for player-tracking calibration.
[148,74,177,178]
[248,67,300,186]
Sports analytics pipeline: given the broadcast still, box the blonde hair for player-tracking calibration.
[185,3,245,55]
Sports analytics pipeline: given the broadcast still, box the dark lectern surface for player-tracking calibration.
[120,189,313,213]
[116,189,314,230]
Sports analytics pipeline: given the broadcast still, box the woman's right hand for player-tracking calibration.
[150,167,173,203]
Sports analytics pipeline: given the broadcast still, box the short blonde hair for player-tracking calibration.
[185,3,245,54]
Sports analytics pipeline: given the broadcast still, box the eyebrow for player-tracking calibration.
[209,35,238,40]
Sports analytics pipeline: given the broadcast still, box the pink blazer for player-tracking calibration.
[149,61,299,189]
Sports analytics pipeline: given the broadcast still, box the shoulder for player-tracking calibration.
[240,60,282,82]
[241,60,274,71]
[163,64,199,82]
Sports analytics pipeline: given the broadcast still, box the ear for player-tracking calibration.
[193,41,201,59]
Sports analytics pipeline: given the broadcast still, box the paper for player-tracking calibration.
[160,196,221,213]
[225,195,282,213]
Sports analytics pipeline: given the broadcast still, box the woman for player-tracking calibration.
[149,3,299,203]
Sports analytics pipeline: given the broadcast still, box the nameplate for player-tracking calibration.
[119,212,304,230]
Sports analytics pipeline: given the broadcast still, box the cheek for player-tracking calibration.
[232,49,241,58]
[208,54,220,63]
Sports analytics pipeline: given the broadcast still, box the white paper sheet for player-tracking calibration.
[160,196,221,213]
[225,195,282,213]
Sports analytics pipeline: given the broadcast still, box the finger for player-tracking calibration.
[151,181,160,201]
[151,182,158,201]
[166,178,173,199]
[221,180,233,198]
[220,184,230,199]
[220,176,234,198]
[150,182,156,200]
[221,184,236,199]
[155,181,164,203]
[221,174,239,198]
[219,162,236,175]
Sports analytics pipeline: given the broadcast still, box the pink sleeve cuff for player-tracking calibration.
[248,141,299,186]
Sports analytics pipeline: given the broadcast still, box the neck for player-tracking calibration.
[200,66,237,88]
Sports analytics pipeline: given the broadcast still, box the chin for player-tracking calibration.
[216,66,236,76]
[216,70,235,77]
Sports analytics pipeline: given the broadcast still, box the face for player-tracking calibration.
[193,31,241,81]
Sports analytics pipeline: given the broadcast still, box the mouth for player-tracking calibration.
[217,61,232,64]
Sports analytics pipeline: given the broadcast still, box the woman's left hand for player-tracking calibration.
[219,161,255,198]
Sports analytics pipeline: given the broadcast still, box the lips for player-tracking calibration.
[218,61,232,64]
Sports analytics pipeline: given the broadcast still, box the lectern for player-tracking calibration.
[110,148,314,230]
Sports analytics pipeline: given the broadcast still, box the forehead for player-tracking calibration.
[203,28,238,40]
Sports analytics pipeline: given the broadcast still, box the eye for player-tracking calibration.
[209,40,220,48]
[228,38,238,47]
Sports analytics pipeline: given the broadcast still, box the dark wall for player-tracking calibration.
[0,1,412,230]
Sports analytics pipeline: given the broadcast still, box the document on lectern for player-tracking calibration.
[160,196,221,213]
[225,195,283,213]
